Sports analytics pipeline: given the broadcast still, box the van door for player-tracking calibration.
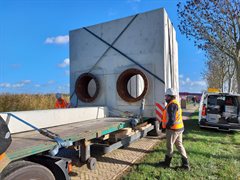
[206,95,223,123]
[223,96,239,124]
[198,92,205,122]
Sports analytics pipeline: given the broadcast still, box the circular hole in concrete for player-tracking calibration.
[127,74,144,98]
[88,79,97,97]
[75,73,99,102]
[117,68,148,102]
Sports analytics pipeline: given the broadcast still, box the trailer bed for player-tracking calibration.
[6,117,130,161]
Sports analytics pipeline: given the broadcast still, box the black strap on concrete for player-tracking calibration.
[83,27,165,85]
[70,15,139,103]
[88,14,139,73]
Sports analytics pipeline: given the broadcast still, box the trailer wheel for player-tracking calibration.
[2,160,55,180]
[87,157,96,170]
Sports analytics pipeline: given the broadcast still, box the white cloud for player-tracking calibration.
[65,70,70,76]
[58,58,70,68]
[21,80,31,84]
[0,83,11,88]
[0,80,31,89]
[179,77,207,93]
[127,0,141,2]
[47,80,55,84]
[45,35,69,44]
[10,64,21,69]
[127,0,140,12]
[196,49,203,54]
[57,84,70,93]
[186,77,191,83]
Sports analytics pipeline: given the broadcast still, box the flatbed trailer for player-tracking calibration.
[0,115,155,180]
[6,117,129,161]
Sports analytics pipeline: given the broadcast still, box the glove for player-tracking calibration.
[162,128,166,133]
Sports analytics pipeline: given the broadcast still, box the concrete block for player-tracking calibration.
[69,8,179,118]
[0,107,108,134]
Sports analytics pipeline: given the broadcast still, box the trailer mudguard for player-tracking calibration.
[0,116,12,155]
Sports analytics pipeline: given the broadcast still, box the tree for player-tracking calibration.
[203,46,236,92]
[203,58,226,92]
[177,0,240,92]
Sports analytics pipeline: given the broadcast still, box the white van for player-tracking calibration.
[199,91,240,131]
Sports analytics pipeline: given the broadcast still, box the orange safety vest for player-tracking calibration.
[55,99,68,108]
[162,99,184,130]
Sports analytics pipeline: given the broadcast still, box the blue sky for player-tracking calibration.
[0,0,207,94]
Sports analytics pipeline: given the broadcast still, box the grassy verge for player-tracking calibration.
[0,94,69,112]
[123,111,240,180]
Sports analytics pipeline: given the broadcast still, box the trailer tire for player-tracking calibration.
[2,160,55,180]
[87,157,96,170]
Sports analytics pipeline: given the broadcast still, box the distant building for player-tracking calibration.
[180,92,202,102]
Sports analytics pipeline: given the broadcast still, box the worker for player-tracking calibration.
[225,97,233,106]
[192,96,196,106]
[55,93,69,108]
[159,88,190,170]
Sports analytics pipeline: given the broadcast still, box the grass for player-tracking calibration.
[0,93,70,112]
[123,111,240,180]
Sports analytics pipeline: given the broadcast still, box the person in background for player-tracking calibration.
[192,96,196,106]
[55,93,69,108]
[225,97,234,106]
[159,88,190,170]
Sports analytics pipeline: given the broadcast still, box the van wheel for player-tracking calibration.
[2,160,55,180]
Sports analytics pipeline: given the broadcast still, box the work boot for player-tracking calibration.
[159,155,172,168]
[181,157,190,170]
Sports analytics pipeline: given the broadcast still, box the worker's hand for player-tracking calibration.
[162,128,166,133]
[166,124,171,129]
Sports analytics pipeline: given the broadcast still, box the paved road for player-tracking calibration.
[182,104,199,120]
[69,105,198,180]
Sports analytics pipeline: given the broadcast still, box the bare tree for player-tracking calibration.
[207,46,236,92]
[177,0,240,92]
[203,58,226,92]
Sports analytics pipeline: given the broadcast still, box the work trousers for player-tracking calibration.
[166,129,187,159]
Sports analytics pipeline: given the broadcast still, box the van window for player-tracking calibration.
[207,95,224,106]
[225,96,238,106]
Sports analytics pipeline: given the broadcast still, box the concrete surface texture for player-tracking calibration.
[70,8,179,118]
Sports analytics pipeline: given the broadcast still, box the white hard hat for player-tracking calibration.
[56,93,62,99]
[165,88,177,96]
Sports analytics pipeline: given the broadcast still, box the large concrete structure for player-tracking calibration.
[70,8,179,118]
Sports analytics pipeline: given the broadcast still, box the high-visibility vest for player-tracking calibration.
[162,99,184,130]
[55,99,68,108]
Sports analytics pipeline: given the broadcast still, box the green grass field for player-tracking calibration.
[123,112,240,180]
